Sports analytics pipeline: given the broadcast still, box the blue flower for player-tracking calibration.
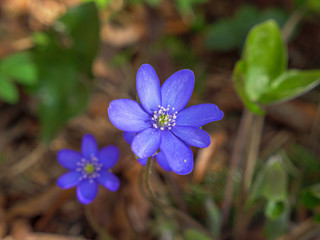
[56,134,120,204]
[108,64,223,175]
[123,132,172,171]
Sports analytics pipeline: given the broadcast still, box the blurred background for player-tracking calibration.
[0,0,319,239]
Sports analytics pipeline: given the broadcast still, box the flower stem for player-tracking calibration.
[84,205,114,240]
[144,157,158,204]
[143,157,216,239]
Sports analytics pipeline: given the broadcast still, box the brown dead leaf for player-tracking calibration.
[4,233,86,240]
[193,131,227,183]
[101,23,146,47]
[6,186,61,221]
[9,219,32,240]
[267,100,318,131]
[28,0,66,27]
[2,0,30,16]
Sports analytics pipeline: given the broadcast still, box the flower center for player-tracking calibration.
[152,105,178,131]
[84,163,95,174]
[77,155,102,181]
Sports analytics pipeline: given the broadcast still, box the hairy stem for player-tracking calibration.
[243,115,265,193]
[233,114,265,240]
[222,109,253,224]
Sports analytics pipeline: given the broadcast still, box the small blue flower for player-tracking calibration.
[108,64,223,175]
[56,134,120,204]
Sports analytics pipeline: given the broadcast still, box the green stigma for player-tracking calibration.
[157,113,169,126]
[84,163,95,174]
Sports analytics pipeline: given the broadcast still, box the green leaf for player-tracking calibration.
[258,8,288,25]
[205,198,221,238]
[262,156,288,201]
[314,214,320,223]
[264,207,289,240]
[205,20,239,51]
[183,229,212,240]
[175,0,208,15]
[243,20,287,101]
[144,0,161,7]
[205,5,259,51]
[35,59,90,141]
[265,200,287,220]
[57,1,100,74]
[232,60,265,115]
[205,6,288,52]
[0,75,19,104]
[82,0,111,9]
[301,185,320,210]
[259,69,320,104]
[0,52,37,85]
[295,0,320,13]
[247,168,265,205]
[248,155,288,206]
[30,2,99,141]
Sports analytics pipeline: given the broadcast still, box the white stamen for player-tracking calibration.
[151,105,178,131]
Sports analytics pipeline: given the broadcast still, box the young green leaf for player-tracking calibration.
[232,60,265,115]
[183,229,212,240]
[262,156,288,201]
[264,207,289,240]
[259,70,320,104]
[265,200,287,220]
[243,20,287,101]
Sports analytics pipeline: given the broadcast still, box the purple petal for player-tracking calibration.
[161,69,195,112]
[82,134,98,159]
[131,128,161,158]
[108,99,150,132]
[56,171,81,189]
[160,130,193,175]
[136,64,161,114]
[98,145,119,170]
[97,171,120,192]
[76,180,98,204]
[136,157,148,166]
[57,150,82,170]
[155,151,172,171]
[123,132,136,144]
[171,126,211,148]
[176,103,223,127]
